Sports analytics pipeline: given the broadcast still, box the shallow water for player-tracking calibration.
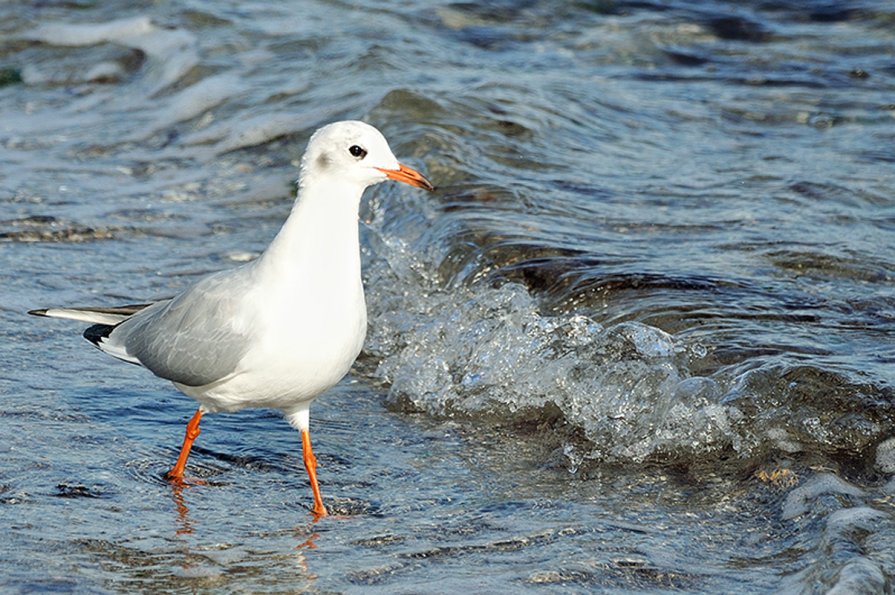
[2,0,895,592]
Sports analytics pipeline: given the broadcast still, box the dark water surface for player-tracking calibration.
[2,0,894,592]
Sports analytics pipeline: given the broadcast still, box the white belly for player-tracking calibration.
[178,284,367,414]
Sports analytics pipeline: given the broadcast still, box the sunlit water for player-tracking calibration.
[2,1,894,592]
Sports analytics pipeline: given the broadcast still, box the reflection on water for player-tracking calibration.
[170,483,194,536]
[2,0,894,592]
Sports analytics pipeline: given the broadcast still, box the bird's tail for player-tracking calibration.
[28,304,151,325]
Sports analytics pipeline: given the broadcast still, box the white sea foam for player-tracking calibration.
[22,16,197,94]
[366,260,728,467]
[181,112,302,152]
[164,74,242,125]
[114,73,246,143]
[23,16,154,46]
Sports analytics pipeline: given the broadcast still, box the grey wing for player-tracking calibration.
[106,269,254,387]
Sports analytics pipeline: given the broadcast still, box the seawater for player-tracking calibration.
[1,1,894,592]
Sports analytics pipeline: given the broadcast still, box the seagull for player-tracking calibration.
[29,120,434,517]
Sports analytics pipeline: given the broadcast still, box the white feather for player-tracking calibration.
[36,308,131,325]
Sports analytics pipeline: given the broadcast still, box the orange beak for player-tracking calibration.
[377,162,435,191]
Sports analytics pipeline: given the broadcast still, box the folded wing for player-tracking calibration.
[33,268,254,388]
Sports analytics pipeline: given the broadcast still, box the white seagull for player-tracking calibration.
[30,121,434,517]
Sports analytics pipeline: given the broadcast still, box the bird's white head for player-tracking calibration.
[299,120,434,192]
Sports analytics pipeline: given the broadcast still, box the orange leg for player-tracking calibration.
[301,429,328,517]
[166,408,203,481]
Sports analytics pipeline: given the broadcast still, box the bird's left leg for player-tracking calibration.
[166,408,204,481]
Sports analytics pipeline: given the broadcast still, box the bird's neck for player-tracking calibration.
[258,179,364,287]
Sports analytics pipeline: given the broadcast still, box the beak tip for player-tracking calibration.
[381,163,435,192]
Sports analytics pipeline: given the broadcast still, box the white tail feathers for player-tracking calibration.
[29,307,136,325]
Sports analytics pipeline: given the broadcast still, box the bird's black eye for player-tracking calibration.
[348,145,367,159]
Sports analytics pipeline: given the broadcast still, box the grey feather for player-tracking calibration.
[105,268,254,387]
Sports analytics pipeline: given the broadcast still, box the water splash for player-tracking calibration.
[365,247,730,469]
[362,191,893,473]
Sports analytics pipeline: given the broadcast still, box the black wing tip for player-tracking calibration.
[84,323,114,347]
[28,308,49,317]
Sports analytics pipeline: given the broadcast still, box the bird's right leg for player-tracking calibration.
[301,429,328,518]
[166,408,204,481]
